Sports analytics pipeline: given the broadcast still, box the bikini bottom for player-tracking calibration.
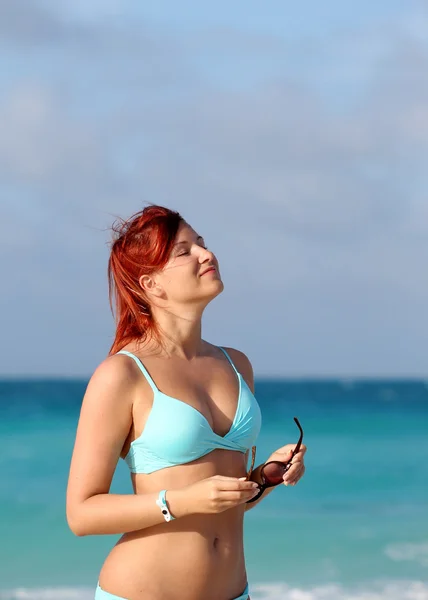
[95,581,250,600]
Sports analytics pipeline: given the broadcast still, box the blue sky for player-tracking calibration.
[1,1,427,377]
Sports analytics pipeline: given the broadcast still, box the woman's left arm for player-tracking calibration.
[224,348,307,512]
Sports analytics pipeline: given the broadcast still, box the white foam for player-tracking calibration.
[385,542,428,567]
[0,589,94,600]
[1,581,428,600]
[251,581,428,600]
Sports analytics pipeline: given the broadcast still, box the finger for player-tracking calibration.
[288,454,305,469]
[282,458,303,474]
[287,446,306,460]
[290,443,306,454]
[286,459,303,470]
[277,446,295,456]
[222,489,260,502]
[290,466,305,485]
[217,479,259,491]
[278,442,307,453]
[213,475,255,486]
[283,462,304,480]
[284,473,299,485]
[212,475,248,481]
[273,450,294,463]
[284,465,305,485]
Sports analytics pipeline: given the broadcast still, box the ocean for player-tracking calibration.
[0,377,427,599]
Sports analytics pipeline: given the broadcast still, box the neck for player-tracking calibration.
[144,305,205,360]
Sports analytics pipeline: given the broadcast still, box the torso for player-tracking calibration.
[98,341,253,600]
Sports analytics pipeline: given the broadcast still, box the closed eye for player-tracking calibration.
[178,240,208,256]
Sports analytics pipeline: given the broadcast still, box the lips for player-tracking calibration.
[200,266,216,276]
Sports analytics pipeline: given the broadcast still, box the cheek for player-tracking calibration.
[165,261,198,286]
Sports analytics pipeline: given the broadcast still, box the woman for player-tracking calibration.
[66,205,306,600]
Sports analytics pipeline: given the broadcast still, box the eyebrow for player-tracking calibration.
[174,235,203,247]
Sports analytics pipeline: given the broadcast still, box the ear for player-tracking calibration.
[139,274,163,298]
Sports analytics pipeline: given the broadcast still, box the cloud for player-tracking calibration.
[1,1,427,375]
[2,8,427,243]
[0,0,90,45]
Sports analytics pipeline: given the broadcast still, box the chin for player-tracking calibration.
[206,279,224,300]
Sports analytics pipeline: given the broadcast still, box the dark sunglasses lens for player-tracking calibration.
[262,462,285,485]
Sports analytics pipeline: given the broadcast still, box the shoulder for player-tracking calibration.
[82,353,141,413]
[221,346,254,392]
[91,352,141,387]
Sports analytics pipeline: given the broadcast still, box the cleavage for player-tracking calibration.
[158,374,240,438]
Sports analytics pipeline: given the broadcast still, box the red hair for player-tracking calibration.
[107,204,184,355]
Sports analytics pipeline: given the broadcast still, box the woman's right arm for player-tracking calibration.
[66,356,259,537]
[66,355,176,536]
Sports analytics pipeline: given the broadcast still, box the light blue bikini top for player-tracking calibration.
[117,347,262,474]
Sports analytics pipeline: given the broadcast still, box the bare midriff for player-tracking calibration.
[98,449,249,600]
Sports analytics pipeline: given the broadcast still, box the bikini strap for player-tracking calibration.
[218,346,240,377]
[116,350,158,393]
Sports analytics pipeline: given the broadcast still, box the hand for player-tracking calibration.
[266,443,307,487]
[183,475,260,514]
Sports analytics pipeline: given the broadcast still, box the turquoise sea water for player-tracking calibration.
[0,378,427,599]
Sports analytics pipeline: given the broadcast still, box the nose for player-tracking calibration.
[198,246,215,263]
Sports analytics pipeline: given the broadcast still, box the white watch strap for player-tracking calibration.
[156,489,175,522]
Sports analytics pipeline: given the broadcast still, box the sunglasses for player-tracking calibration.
[246,416,303,504]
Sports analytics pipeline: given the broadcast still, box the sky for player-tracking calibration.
[1,0,428,377]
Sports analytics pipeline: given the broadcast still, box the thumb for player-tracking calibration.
[238,476,248,481]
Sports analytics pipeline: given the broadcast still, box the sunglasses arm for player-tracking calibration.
[244,465,273,511]
[244,486,274,510]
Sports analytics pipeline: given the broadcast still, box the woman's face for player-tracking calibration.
[148,221,224,309]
